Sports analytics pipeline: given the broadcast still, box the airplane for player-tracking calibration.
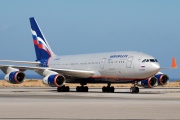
[0,17,177,93]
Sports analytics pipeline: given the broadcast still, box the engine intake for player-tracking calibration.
[138,77,158,88]
[155,74,169,85]
[43,74,66,87]
[5,71,26,84]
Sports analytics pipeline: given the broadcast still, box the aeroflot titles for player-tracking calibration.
[109,55,128,58]
[53,55,128,60]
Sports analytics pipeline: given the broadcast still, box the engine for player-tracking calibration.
[43,74,66,87]
[155,74,169,85]
[5,71,26,84]
[138,77,158,88]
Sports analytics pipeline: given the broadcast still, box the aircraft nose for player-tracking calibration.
[151,63,160,73]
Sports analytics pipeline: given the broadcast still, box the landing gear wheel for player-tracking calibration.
[76,86,89,92]
[102,86,106,92]
[135,87,139,93]
[76,86,80,92]
[102,86,115,93]
[65,86,70,92]
[110,86,114,93]
[57,87,61,92]
[130,81,140,94]
[57,86,70,92]
[130,87,139,93]
[84,86,88,92]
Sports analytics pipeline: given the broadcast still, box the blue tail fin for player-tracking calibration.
[29,17,55,61]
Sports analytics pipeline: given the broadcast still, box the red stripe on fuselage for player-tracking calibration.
[91,76,146,81]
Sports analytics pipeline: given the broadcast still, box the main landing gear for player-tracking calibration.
[76,83,89,92]
[57,85,70,92]
[102,83,115,93]
[130,81,139,93]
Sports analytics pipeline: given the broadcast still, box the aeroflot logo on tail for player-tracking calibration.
[110,55,128,58]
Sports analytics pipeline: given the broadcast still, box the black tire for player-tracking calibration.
[57,87,63,92]
[65,86,70,92]
[76,86,80,92]
[84,86,88,92]
[110,86,115,93]
[79,86,84,92]
[57,87,61,92]
[130,87,135,93]
[106,87,110,92]
[102,86,106,92]
[135,87,139,93]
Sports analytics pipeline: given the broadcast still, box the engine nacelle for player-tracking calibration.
[43,74,66,87]
[155,74,169,85]
[138,77,158,88]
[5,71,26,84]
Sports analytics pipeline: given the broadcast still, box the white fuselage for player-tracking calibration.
[47,51,160,82]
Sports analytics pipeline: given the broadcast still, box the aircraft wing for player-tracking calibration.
[0,60,40,65]
[0,64,94,78]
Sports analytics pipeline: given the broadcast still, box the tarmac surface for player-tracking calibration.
[0,87,180,120]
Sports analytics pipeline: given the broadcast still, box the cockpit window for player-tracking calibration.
[150,59,155,62]
[142,59,158,62]
[142,59,146,62]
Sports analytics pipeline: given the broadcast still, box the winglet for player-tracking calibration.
[172,57,177,68]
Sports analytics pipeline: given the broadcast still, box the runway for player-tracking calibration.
[0,87,180,120]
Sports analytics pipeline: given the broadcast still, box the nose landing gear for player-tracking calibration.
[130,81,139,93]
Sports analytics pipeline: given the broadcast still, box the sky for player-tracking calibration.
[0,0,180,79]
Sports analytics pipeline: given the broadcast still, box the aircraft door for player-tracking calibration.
[100,58,106,69]
[126,56,133,68]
